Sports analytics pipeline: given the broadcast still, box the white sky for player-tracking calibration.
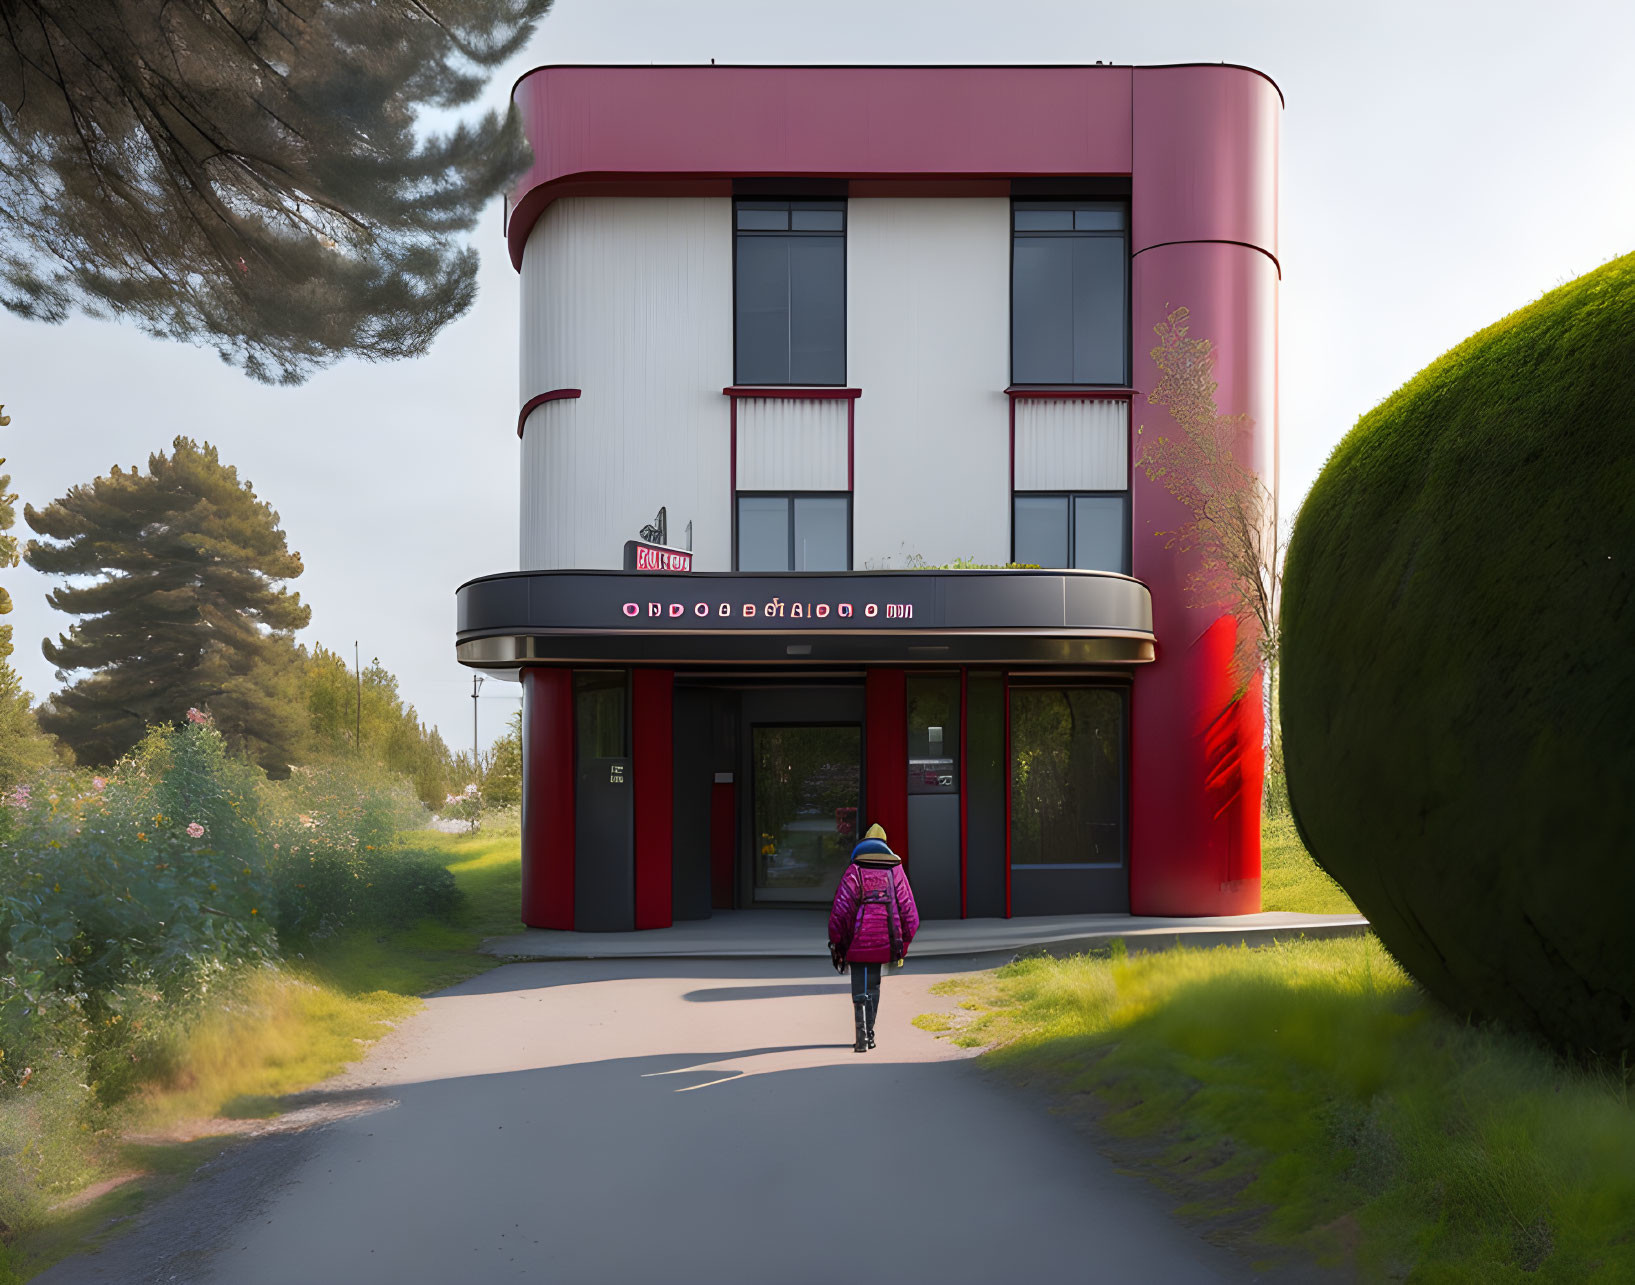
[2,0,1632,758]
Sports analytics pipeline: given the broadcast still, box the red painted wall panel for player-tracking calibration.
[508,64,1138,267]
[1129,242,1276,915]
[864,669,909,866]
[521,668,575,929]
[632,668,674,930]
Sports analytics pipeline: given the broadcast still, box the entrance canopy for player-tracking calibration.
[455,569,1155,668]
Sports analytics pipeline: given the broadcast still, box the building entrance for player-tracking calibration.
[750,724,861,904]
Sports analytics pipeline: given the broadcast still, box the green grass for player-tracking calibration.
[921,937,1635,1282]
[1259,813,1357,914]
[0,828,522,1282]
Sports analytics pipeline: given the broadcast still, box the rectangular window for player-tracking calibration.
[907,674,960,795]
[735,200,846,386]
[573,670,628,759]
[1011,201,1128,385]
[1012,492,1129,573]
[1009,687,1126,867]
[735,494,851,571]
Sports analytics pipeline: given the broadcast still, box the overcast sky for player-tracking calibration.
[2,0,1632,759]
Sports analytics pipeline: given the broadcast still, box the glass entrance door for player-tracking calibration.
[751,725,861,903]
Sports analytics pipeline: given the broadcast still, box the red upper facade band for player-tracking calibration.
[505,64,1282,274]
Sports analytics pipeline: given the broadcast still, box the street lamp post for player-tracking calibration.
[471,672,484,779]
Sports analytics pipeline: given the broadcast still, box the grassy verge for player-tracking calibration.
[919,937,1635,1282]
[1260,813,1357,914]
[0,828,521,1282]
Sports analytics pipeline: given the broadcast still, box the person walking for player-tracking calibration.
[827,823,920,1053]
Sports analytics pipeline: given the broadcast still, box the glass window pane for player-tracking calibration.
[791,208,844,231]
[753,725,861,903]
[738,496,791,571]
[792,496,849,571]
[1013,495,1068,568]
[737,205,789,230]
[787,237,846,385]
[1009,688,1125,865]
[1014,207,1075,231]
[735,238,791,384]
[1071,235,1128,384]
[1012,237,1075,384]
[1073,495,1128,573]
[574,671,627,759]
[907,674,959,794]
[1074,205,1126,230]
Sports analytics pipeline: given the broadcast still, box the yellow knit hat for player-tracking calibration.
[864,822,888,841]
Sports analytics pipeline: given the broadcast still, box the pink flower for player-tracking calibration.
[185,707,209,725]
[91,776,107,791]
[186,821,205,838]
[4,784,30,808]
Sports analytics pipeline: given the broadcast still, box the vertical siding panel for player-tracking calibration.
[519,197,733,570]
[1014,400,1129,490]
[847,199,1012,567]
[735,398,849,490]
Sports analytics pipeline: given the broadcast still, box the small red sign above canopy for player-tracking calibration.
[624,540,692,573]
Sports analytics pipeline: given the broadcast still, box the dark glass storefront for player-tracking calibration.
[458,567,1154,930]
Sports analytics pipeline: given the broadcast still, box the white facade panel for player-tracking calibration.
[735,398,849,492]
[518,197,733,571]
[1014,399,1130,491]
[847,199,1012,568]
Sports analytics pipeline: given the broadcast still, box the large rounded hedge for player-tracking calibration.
[1283,252,1635,1057]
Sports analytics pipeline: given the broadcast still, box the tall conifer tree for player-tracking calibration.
[0,401,55,787]
[25,437,310,770]
[0,0,552,383]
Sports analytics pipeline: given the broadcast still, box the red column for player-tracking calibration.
[521,668,575,929]
[632,668,674,930]
[864,669,908,865]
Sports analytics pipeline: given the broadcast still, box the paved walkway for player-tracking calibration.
[42,958,1259,1284]
[484,908,1368,963]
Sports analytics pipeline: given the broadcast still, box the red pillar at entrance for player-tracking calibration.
[521,668,575,929]
[632,668,674,930]
[865,669,908,865]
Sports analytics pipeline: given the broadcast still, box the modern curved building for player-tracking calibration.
[457,63,1280,931]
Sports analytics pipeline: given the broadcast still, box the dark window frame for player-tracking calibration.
[733,198,848,388]
[1009,199,1131,388]
[1005,679,1130,871]
[733,490,854,572]
[1010,490,1131,574]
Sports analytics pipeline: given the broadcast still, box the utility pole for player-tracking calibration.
[471,672,484,780]
[354,641,361,753]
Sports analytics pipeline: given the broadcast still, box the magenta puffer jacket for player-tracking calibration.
[828,849,921,963]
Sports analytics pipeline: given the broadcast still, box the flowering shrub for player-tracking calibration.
[262,760,453,938]
[441,782,483,832]
[0,720,458,1096]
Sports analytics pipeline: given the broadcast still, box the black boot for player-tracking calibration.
[865,996,878,1049]
[852,1001,869,1053]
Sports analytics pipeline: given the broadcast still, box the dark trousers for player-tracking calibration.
[850,962,882,1006]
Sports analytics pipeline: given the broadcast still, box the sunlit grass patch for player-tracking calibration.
[924,936,1635,1281]
[1259,814,1356,914]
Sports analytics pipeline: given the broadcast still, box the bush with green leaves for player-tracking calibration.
[1282,251,1635,1059]
[262,761,452,939]
[0,722,275,1093]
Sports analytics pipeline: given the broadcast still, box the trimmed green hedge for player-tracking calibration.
[1282,252,1635,1057]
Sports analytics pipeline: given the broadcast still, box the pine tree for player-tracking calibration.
[0,401,56,788]
[0,0,552,384]
[25,437,310,770]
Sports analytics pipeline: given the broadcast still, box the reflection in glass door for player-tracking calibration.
[752,725,861,903]
[1009,688,1126,867]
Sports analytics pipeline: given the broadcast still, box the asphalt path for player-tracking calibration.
[44,957,1251,1284]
